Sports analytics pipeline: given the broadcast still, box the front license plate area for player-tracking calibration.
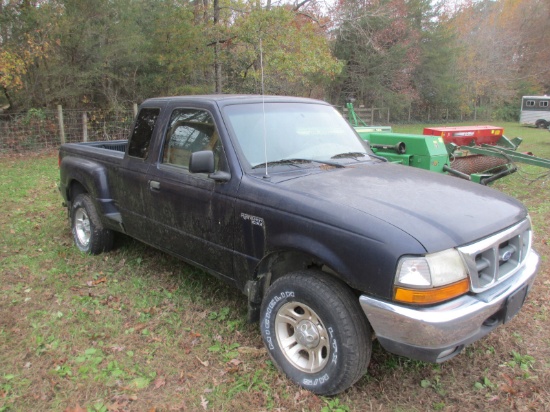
[503,285,528,324]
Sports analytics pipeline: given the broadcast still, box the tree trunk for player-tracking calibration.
[2,87,14,110]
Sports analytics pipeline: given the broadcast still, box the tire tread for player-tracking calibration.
[262,270,371,395]
[71,194,114,254]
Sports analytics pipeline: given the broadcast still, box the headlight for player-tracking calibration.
[394,249,470,305]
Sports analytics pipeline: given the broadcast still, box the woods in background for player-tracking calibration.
[1,0,549,120]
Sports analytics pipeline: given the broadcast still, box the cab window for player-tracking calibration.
[128,108,160,159]
[162,108,224,172]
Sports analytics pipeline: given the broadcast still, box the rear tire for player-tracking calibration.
[535,119,548,129]
[260,270,371,395]
[71,193,114,254]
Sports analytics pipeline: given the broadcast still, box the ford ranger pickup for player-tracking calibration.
[58,95,539,395]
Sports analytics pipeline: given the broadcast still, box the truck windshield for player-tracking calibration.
[223,102,371,168]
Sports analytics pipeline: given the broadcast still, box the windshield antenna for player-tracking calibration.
[260,37,269,178]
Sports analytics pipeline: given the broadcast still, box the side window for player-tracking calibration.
[526,100,535,107]
[162,108,223,171]
[540,101,549,108]
[128,108,160,159]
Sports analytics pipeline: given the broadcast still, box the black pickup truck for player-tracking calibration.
[59,95,539,395]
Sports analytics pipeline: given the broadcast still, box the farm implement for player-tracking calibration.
[345,102,550,185]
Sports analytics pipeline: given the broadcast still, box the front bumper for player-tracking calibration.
[359,249,539,363]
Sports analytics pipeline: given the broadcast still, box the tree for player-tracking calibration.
[411,1,464,117]
[330,0,422,112]
[0,0,52,109]
[0,50,27,108]
[46,0,158,108]
[449,0,550,119]
[221,5,342,96]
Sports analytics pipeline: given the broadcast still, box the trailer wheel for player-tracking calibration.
[260,270,371,395]
[535,119,549,129]
[71,194,114,254]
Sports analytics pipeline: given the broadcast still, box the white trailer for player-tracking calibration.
[520,95,550,128]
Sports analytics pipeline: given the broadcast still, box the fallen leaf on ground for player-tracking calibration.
[63,405,85,412]
[500,383,517,395]
[154,376,166,389]
[86,277,107,286]
[200,396,208,410]
[133,323,148,332]
[227,359,242,366]
[502,373,515,387]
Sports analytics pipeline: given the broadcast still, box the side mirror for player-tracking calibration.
[189,150,231,182]
[189,150,215,174]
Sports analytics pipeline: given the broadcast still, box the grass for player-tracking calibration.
[1,123,549,411]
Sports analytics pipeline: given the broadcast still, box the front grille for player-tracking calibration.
[458,219,532,293]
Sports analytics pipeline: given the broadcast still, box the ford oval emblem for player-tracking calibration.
[502,250,513,262]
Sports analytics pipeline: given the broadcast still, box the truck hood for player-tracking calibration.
[274,163,527,252]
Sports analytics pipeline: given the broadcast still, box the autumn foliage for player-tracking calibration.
[0,0,548,118]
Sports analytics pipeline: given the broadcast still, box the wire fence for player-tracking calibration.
[0,107,135,154]
[343,105,494,125]
[0,103,494,155]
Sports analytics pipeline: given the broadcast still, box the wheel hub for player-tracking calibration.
[296,320,320,349]
[74,208,91,246]
[274,302,330,373]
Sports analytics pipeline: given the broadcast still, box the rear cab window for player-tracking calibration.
[128,108,161,159]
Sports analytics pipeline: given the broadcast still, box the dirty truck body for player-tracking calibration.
[59,95,539,395]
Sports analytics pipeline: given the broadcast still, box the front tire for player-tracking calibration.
[71,193,114,254]
[260,270,371,395]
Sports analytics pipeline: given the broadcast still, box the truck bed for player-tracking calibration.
[60,140,127,162]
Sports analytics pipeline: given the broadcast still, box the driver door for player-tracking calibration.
[144,107,236,279]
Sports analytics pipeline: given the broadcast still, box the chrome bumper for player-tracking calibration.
[359,249,539,362]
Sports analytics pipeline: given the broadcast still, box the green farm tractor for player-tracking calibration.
[345,101,550,185]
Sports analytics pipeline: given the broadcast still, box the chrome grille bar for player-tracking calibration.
[459,219,532,293]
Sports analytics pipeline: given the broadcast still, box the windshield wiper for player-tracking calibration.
[331,152,367,160]
[252,159,310,169]
[252,158,344,169]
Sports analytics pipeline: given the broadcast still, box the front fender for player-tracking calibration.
[264,222,424,298]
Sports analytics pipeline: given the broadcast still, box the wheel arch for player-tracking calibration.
[68,179,88,202]
[256,249,351,295]
[245,247,363,323]
[59,156,123,231]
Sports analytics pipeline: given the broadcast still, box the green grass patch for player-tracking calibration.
[1,132,549,411]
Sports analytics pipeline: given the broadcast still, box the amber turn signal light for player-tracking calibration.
[394,278,470,305]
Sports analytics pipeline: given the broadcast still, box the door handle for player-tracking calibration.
[149,180,161,191]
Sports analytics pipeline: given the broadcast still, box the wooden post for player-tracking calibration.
[371,106,374,125]
[387,107,390,123]
[408,104,411,122]
[133,103,138,117]
[82,112,88,142]
[57,105,66,145]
